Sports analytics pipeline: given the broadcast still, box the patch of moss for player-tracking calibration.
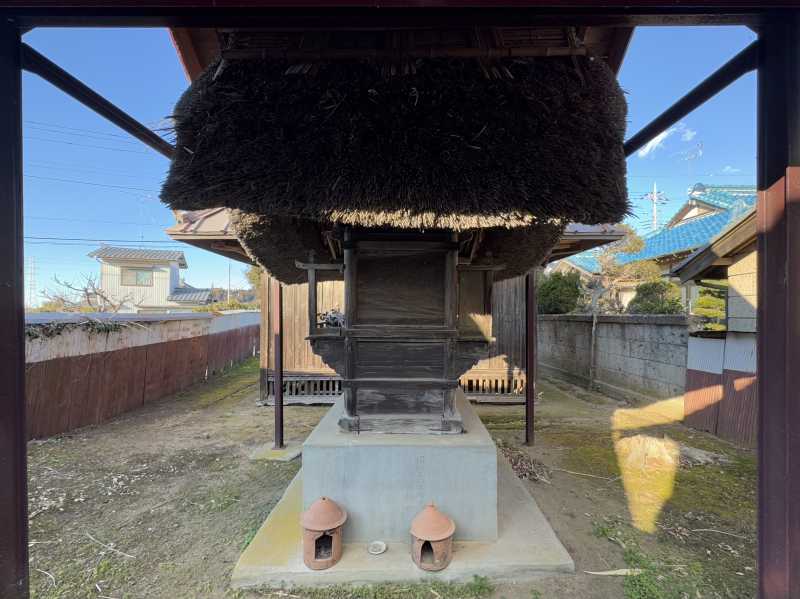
[540,426,620,478]
[669,455,757,528]
[479,414,526,430]
[184,358,260,408]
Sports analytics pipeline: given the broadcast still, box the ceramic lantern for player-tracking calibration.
[301,497,347,570]
[410,503,455,571]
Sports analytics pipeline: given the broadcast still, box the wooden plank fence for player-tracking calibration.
[25,319,259,439]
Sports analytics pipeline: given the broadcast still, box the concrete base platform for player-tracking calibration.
[250,444,302,462]
[303,391,497,542]
[231,455,574,588]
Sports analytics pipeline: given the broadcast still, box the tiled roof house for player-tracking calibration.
[560,184,756,276]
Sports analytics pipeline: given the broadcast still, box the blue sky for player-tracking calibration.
[619,26,757,232]
[21,25,757,306]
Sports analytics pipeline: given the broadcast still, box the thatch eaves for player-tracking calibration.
[162,56,627,228]
[161,55,629,283]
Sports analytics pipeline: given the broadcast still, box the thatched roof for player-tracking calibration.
[161,55,628,283]
[233,210,565,284]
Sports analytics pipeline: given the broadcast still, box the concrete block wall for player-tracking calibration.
[538,314,689,401]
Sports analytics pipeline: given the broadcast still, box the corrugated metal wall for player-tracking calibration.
[683,332,757,448]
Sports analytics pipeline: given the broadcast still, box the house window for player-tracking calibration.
[121,267,153,287]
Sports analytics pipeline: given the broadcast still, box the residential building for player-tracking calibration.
[554,184,756,309]
[88,246,212,313]
[672,207,757,447]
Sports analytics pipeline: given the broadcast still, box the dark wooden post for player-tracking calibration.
[756,20,800,599]
[271,277,284,449]
[258,271,270,406]
[307,259,317,336]
[524,271,537,446]
[0,19,28,599]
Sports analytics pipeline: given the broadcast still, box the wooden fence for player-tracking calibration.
[25,312,259,439]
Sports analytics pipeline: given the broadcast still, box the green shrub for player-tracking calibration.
[538,271,582,314]
[627,280,684,315]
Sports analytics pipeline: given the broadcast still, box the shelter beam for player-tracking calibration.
[0,6,783,30]
[756,19,800,599]
[20,43,175,159]
[0,19,28,599]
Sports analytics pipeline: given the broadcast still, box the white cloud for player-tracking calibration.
[636,122,697,158]
[637,128,676,158]
[721,165,741,174]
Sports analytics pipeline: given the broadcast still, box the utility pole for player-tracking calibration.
[25,256,35,309]
[643,182,667,232]
[651,182,658,231]
[227,261,231,304]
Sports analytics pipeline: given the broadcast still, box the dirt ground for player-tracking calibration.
[27,358,756,599]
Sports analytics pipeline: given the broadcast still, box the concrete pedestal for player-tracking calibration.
[231,455,574,588]
[302,390,497,542]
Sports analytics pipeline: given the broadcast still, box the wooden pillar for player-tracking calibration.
[757,20,800,599]
[258,271,270,406]
[271,277,284,449]
[0,20,28,599]
[524,271,537,446]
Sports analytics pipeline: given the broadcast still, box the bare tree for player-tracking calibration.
[41,275,141,313]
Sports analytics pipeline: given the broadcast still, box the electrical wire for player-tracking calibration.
[24,174,158,193]
[26,124,143,146]
[26,235,185,243]
[25,160,156,179]
[24,135,152,155]
[25,118,143,141]
[26,215,167,227]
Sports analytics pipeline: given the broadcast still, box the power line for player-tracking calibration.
[26,124,143,146]
[24,135,152,154]
[25,241,186,249]
[26,215,168,227]
[25,160,155,179]
[25,119,174,143]
[24,174,158,193]
[25,118,142,140]
[26,235,184,243]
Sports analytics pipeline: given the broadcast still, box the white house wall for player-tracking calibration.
[100,261,175,311]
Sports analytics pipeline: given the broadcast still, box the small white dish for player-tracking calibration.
[367,540,387,555]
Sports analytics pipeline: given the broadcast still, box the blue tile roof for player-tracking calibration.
[564,185,756,274]
[565,248,602,274]
[691,186,757,211]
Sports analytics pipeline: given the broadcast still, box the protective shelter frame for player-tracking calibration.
[1,3,798,597]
